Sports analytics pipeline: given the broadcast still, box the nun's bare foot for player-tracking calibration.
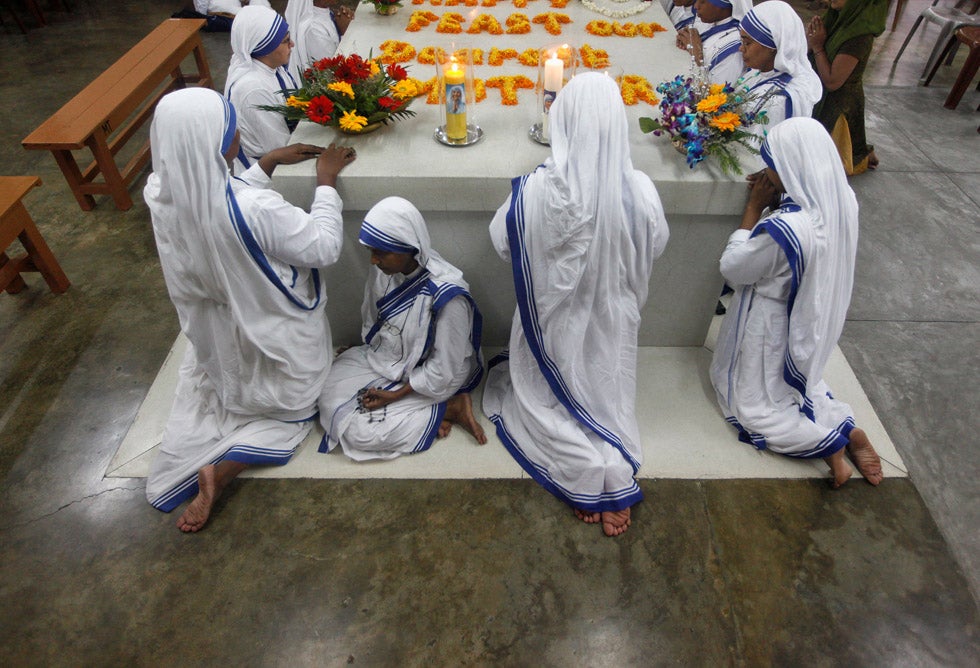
[847,428,883,486]
[825,449,853,489]
[602,508,631,537]
[177,465,218,533]
[574,509,600,524]
[444,394,487,444]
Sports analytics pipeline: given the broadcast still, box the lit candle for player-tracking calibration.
[444,62,467,142]
[541,52,563,142]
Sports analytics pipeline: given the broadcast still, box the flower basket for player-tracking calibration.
[363,0,401,15]
[639,74,768,176]
[260,53,423,134]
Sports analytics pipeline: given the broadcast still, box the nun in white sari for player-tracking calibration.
[318,198,484,461]
[676,0,753,86]
[709,117,882,488]
[144,88,353,530]
[288,0,350,77]
[483,73,670,536]
[738,0,822,153]
[225,5,298,172]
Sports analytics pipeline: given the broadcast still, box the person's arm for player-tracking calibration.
[719,176,783,286]
[488,195,512,260]
[807,17,859,92]
[360,384,414,410]
[408,297,477,401]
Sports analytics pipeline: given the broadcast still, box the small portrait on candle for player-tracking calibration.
[543,91,556,114]
[447,84,465,114]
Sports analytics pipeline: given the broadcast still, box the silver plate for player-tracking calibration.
[528,123,550,146]
[433,124,484,147]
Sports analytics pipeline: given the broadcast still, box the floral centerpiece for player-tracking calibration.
[639,76,767,176]
[262,53,422,134]
[362,0,402,15]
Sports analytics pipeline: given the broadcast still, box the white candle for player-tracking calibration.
[542,53,563,142]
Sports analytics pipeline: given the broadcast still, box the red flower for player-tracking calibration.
[312,58,333,72]
[333,54,373,83]
[378,96,400,110]
[305,96,334,124]
[386,64,408,81]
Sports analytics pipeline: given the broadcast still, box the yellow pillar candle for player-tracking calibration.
[444,62,467,141]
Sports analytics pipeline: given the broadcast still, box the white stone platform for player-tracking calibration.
[105,326,908,482]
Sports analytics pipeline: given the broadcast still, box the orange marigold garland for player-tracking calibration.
[436,12,464,33]
[532,12,571,36]
[505,12,532,33]
[579,43,610,69]
[482,0,498,5]
[585,20,613,36]
[613,21,637,37]
[639,22,668,37]
[549,0,568,6]
[454,47,485,65]
[379,40,417,64]
[466,13,504,34]
[417,46,446,65]
[405,10,439,32]
[488,47,519,66]
[620,74,659,106]
[446,0,479,5]
[486,74,534,104]
[518,48,539,66]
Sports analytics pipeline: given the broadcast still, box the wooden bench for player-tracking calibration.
[22,18,212,211]
[1,176,70,295]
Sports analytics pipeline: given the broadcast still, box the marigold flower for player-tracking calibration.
[586,20,613,37]
[436,12,464,33]
[550,0,569,6]
[709,83,726,95]
[518,48,539,66]
[488,47,519,66]
[339,110,369,132]
[305,96,334,124]
[709,111,741,132]
[379,40,417,64]
[328,81,356,98]
[467,13,504,34]
[696,93,727,113]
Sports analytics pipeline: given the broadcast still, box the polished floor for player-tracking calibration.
[1,1,978,665]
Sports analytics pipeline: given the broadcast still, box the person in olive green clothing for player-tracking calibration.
[806,0,888,175]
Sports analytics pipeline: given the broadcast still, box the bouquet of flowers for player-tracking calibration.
[261,53,422,134]
[639,75,767,176]
[362,0,402,15]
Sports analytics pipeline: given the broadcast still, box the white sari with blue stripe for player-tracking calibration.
[483,74,669,514]
[143,89,344,512]
[709,118,859,460]
[318,198,484,461]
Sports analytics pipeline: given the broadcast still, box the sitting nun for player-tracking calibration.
[709,117,883,489]
[483,73,670,538]
[675,0,753,86]
[225,5,298,173]
[660,0,697,31]
[287,0,355,77]
[144,87,357,532]
[318,197,487,462]
[737,0,822,167]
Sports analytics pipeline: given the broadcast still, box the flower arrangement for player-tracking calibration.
[262,54,422,134]
[639,76,767,176]
[363,0,402,15]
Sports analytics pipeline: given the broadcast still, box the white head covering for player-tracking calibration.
[759,117,858,401]
[704,0,754,20]
[224,5,291,96]
[359,197,468,290]
[284,0,314,29]
[740,0,822,115]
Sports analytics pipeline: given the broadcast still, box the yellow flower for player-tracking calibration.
[328,81,355,98]
[709,83,726,96]
[696,93,728,113]
[710,112,741,132]
[338,110,368,132]
[369,60,381,76]
[392,79,419,100]
[286,95,309,109]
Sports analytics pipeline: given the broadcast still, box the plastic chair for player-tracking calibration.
[924,25,980,107]
[893,1,980,81]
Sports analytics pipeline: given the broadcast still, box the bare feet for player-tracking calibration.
[574,508,600,524]
[601,508,631,537]
[442,394,487,444]
[847,428,883,486]
[824,449,853,489]
[176,460,247,533]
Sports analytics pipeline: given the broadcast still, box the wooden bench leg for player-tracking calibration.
[51,149,96,211]
[6,202,70,294]
[0,252,29,294]
[87,128,133,211]
[192,40,213,88]
[945,45,980,109]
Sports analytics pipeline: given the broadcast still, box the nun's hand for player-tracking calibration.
[316,142,357,188]
[272,143,324,165]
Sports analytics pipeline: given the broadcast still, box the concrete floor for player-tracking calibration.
[1,0,978,665]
